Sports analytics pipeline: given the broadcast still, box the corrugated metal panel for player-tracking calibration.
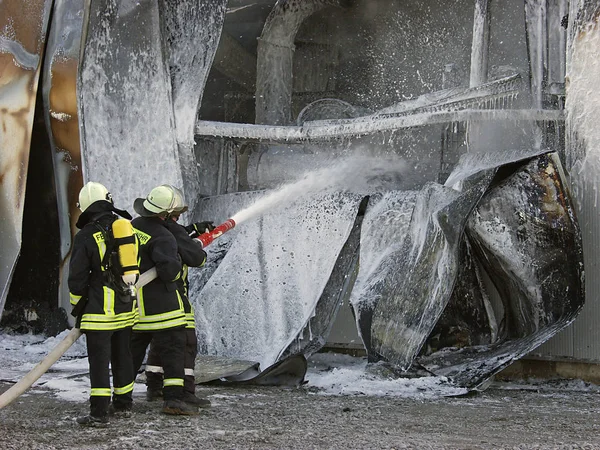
[571,188,600,360]
[537,185,600,361]
[540,0,600,363]
[535,321,575,358]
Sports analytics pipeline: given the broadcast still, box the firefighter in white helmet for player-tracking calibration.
[69,181,137,426]
[130,185,199,415]
[144,186,214,407]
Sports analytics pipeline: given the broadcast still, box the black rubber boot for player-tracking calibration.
[108,403,132,418]
[76,415,109,427]
[146,388,163,402]
[162,399,199,416]
[182,391,211,408]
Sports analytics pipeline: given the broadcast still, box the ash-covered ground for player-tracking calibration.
[1,331,600,449]
[2,375,600,449]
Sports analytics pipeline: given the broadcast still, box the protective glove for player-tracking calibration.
[185,221,215,238]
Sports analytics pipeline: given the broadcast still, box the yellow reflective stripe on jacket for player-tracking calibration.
[135,289,186,331]
[79,310,136,331]
[133,317,187,331]
[81,311,136,322]
[70,293,82,306]
[103,286,115,315]
[163,378,184,387]
[137,287,146,317]
[91,388,112,397]
[185,312,195,329]
[113,382,134,395]
[136,307,185,324]
[80,319,136,331]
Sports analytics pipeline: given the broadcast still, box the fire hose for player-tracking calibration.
[0,219,236,409]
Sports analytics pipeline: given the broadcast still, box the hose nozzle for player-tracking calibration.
[196,218,236,247]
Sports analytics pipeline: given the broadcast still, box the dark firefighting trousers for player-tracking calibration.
[146,328,197,394]
[85,328,134,417]
[130,327,186,401]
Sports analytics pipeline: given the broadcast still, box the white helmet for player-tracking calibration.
[134,185,178,217]
[78,182,113,212]
[170,186,188,214]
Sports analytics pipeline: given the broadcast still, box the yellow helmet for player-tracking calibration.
[78,182,113,212]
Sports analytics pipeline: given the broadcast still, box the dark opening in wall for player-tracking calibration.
[1,80,67,336]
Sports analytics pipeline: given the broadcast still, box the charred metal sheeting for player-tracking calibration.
[235,354,307,387]
[370,172,494,370]
[194,355,260,384]
[198,354,307,387]
[78,0,182,211]
[280,196,369,360]
[348,191,418,362]
[418,153,583,388]
[42,0,86,323]
[422,238,497,356]
[468,153,583,338]
[0,0,52,319]
[190,192,363,372]
[256,0,350,125]
[159,0,227,211]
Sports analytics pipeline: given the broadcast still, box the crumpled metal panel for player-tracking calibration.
[159,0,227,210]
[279,197,368,360]
[0,0,52,319]
[190,192,363,370]
[42,0,86,323]
[421,238,496,355]
[468,153,583,337]
[348,191,418,362]
[418,153,584,388]
[369,172,494,369]
[78,0,182,211]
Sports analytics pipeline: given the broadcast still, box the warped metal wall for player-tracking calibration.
[0,0,53,319]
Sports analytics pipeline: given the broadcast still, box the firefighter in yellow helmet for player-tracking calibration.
[68,182,137,426]
[130,185,198,415]
[144,186,214,407]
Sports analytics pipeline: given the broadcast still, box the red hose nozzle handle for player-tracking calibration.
[196,219,236,247]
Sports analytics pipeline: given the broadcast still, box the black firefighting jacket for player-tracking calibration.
[165,220,207,328]
[68,202,136,331]
[131,216,186,331]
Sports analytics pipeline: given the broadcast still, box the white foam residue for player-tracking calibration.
[306,353,466,398]
[80,2,182,211]
[349,191,417,311]
[194,193,362,370]
[35,376,89,402]
[566,19,600,208]
[444,147,547,188]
